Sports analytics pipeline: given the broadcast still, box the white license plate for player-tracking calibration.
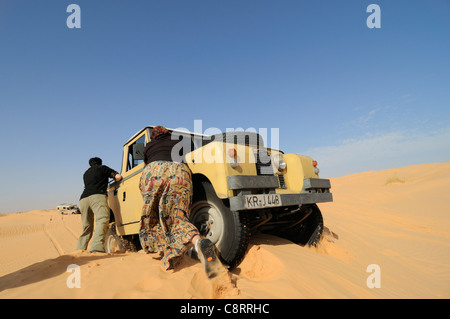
[243,194,282,209]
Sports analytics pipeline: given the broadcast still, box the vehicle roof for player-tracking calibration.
[124,126,208,146]
[123,126,280,152]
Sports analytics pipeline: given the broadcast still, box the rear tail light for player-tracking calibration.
[228,148,237,158]
[313,160,320,175]
[228,148,239,168]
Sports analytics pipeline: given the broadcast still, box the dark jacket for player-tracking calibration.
[80,165,118,200]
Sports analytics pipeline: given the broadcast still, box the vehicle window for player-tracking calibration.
[127,135,146,171]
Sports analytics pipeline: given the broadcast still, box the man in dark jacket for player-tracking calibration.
[76,157,122,253]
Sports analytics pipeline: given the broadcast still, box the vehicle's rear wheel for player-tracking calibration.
[104,222,138,253]
[190,180,250,269]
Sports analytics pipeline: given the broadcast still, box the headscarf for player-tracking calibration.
[151,126,169,140]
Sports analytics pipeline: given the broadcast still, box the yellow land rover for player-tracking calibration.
[105,126,332,269]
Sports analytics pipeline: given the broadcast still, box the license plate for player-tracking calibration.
[243,194,282,209]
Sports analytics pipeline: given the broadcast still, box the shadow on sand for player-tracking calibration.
[0,252,126,292]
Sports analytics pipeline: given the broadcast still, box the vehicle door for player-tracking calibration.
[112,131,148,233]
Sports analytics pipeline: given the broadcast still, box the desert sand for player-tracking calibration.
[1,162,449,299]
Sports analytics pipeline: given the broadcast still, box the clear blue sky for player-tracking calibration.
[1,0,449,213]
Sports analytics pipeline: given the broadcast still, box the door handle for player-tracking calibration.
[122,191,126,201]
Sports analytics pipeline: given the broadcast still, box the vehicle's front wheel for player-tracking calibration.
[190,181,250,269]
[270,204,324,246]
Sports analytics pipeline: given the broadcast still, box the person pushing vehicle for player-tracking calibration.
[76,157,122,253]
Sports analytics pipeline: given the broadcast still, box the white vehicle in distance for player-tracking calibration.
[57,203,80,215]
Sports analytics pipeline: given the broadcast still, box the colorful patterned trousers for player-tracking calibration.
[139,161,200,269]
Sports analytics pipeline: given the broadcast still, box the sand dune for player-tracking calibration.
[1,162,449,299]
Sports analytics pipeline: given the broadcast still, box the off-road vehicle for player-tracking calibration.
[105,126,332,269]
[57,203,80,215]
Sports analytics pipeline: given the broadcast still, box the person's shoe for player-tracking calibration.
[197,239,222,279]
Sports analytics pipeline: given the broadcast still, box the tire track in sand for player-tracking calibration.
[42,225,64,256]
[62,221,79,240]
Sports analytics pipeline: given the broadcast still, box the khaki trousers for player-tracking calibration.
[76,194,109,252]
